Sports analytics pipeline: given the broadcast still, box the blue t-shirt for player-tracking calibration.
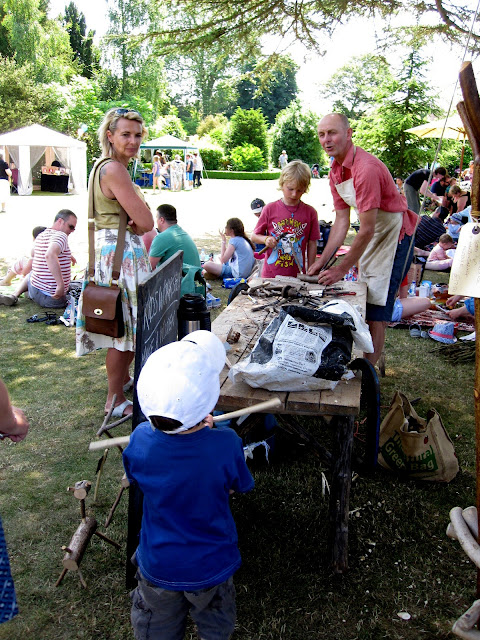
[123,422,254,591]
[228,236,255,278]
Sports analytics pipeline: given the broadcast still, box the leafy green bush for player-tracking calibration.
[226,108,269,161]
[204,170,280,180]
[198,145,225,170]
[270,100,326,167]
[230,144,266,171]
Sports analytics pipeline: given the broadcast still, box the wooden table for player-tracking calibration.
[211,277,367,573]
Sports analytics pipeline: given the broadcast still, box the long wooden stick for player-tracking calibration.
[89,397,283,451]
[458,61,480,599]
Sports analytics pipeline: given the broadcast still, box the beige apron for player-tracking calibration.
[335,158,402,306]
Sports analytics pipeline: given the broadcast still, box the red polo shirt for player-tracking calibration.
[329,144,417,237]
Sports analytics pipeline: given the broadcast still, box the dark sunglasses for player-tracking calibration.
[68,224,76,231]
[115,108,141,117]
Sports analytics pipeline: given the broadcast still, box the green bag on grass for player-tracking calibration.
[378,391,459,482]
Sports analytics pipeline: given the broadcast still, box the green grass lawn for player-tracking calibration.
[0,258,476,640]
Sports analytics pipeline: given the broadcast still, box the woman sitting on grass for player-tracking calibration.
[203,218,255,280]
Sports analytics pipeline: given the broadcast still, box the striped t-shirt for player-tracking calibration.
[30,229,71,296]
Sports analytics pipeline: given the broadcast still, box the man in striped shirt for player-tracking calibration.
[25,209,77,308]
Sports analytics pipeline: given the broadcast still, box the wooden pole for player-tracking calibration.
[458,61,480,598]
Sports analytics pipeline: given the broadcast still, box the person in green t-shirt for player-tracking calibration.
[149,204,201,271]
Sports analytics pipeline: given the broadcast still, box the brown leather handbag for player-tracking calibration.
[82,158,126,338]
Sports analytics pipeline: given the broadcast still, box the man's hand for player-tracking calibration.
[317,264,346,286]
[307,259,323,276]
[71,255,77,266]
[53,283,65,299]
[128,220,144,236]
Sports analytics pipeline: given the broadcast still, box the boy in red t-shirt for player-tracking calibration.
[251,161,319,278]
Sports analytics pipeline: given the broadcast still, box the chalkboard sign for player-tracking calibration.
[126,250,183,586]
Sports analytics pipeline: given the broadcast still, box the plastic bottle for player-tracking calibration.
[408,282,417,297]
[199,249,206,264]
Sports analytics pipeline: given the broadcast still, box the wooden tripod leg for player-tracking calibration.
[93,448,109,503]
[77,568,87,589]
[94,529,121,550]
[55,567,68,587]
[105,487,125,529]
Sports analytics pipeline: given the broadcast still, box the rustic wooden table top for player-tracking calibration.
[212,277,367,417]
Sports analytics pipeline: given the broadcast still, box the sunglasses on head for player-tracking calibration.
[115,108,141,117]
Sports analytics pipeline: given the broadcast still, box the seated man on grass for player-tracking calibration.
[149,204,201,271]
[0,209,77,308]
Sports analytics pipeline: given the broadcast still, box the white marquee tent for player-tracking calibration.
[0,124,87,195]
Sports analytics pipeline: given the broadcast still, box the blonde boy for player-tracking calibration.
[251,160,319,277]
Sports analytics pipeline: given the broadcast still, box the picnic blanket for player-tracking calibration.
[388,308,474,333]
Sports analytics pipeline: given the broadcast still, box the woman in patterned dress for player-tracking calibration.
[0,379,29,625]
[76,108,154,417]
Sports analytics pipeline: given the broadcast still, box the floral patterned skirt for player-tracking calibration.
[76,229,151,356]
[0,516,18,624]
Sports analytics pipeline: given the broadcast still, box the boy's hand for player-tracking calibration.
[204,414,214,429]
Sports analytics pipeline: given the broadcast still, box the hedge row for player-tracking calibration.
[204,170,282,180]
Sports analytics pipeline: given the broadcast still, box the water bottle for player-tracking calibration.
[199,248,207,264]
[408,282,416,298]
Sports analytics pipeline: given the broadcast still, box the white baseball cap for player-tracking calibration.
[137,334,224,430]
[180,330,226,374]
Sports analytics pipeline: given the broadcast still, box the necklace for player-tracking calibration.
[281,199,300,218]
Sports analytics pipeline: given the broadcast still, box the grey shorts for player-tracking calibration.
[130,567,236,640]
[27,276,67,308]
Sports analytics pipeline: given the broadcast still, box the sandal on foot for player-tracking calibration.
[123,377,134,393]
[107,399,133,418]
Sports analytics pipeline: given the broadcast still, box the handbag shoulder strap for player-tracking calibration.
[88,158,127,284]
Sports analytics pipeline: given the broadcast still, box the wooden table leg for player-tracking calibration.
[328,414,354,574]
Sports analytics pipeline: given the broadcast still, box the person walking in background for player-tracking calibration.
[403,166,447,214]
[0,153,12,213]
[75,107,154,419]
[185,153,194,190]
[193,152,203,188]
[278,150,288,169]
[152,155,162,194]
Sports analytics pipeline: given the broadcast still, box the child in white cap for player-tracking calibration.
[123,331,254,640]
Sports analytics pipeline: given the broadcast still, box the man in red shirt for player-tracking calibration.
[308,113,418,365]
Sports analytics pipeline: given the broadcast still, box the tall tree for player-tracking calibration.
[63,2,99,78]
[145,0,480,61]
[226,108,268,160]
[236,56,299,124]
[270,100,325,167]
[322,54,392,121]
[353,50,440,176]
[1,0,75,82]
[105,0,150,97]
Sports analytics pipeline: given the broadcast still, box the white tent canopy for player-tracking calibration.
[140,134,198,152]
[0,124,87,195]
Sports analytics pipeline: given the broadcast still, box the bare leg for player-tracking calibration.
[13,276,29,298]
[105,348,134,413]
[365,320,386,366]
[202,261,223,278]
[0,268,17,286]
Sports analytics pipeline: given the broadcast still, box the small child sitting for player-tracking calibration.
[0,226,46,286]
[251,160,320,278]
[250,198,265,252]
[123,330,254,640]
[425,233,455,271]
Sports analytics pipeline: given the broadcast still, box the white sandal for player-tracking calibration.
[109,399,133,418]
[123,377,134,392]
